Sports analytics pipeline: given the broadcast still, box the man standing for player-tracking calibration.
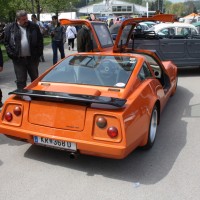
[31,14,45,62]
[49,15,65,64]
[77,25,93,52]
[0,47,3,107]
[4,10,43,89]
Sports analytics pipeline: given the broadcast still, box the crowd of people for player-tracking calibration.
[0,11,131,108]
[0,10,95,108]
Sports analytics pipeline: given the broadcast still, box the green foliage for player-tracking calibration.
[0,0,79,22]
[164,0,198,17]
[43,36,51,46]
[0,44,9,62]
[1,0,200,22]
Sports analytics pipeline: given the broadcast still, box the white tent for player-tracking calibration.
[28,12,77,22]
[28,13,55,22]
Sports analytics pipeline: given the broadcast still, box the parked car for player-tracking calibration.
[192,21,200,33]
[0,15,178,159]
[142,21,157,28]
[133,22,200,67]
[148,22,199,37]
[109,22,150,40]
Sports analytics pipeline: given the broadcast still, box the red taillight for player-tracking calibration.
[96,117,107,128]
[107,126,118,138]
[13,106,22,116]
[5,112,13,122]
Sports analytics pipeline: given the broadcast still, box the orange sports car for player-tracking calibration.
[0,15,178,159]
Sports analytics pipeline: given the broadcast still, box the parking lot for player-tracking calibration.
[0,45,200,200]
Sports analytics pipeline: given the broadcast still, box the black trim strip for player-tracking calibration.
[9,89,126,108]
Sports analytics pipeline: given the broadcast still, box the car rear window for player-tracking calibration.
[41,55,137,87]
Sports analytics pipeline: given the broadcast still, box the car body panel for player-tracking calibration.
[0,15,178,159]
[134,38,200,67]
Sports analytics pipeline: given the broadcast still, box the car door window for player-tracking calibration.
[191,28,198,35]
[158,28,169,36]
[138,63,153,81]
[93,24,113,47]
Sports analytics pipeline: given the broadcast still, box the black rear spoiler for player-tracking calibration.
[9,89,127,108]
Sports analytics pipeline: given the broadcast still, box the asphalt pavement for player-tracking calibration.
[1,42,200,199]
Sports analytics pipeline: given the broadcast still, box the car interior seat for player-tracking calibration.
[77,66,101,85]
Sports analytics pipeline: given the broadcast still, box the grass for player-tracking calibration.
[0,44,9,62]
[0,36,52,63]
[43,36,51,46]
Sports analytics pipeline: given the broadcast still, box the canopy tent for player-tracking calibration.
[184,13,199,18]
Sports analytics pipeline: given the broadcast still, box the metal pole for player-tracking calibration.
[146,1,149,18]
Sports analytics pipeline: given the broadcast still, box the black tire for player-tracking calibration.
[143,105,158,149]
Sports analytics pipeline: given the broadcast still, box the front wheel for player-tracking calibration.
[143,105,158,149]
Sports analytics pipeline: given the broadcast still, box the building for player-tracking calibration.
[78,0,147,17]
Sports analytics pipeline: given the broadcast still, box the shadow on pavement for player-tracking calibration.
[0,134,26,146]
[23,84,192,185]
[178,66,200,77]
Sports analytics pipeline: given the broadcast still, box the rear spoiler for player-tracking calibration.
[9,89,127,108]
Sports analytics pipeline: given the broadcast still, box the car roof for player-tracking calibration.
[150,22,198,31]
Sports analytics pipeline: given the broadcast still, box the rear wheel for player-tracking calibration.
[143,105,158,149]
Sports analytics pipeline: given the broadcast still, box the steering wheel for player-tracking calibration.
[97,60,116,79]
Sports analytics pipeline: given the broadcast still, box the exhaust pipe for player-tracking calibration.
[69,152,79,159]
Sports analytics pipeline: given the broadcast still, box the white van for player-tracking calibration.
[148,22,199,36]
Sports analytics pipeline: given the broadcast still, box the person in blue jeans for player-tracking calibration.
[49,15,65,64]
[0,47,3,107]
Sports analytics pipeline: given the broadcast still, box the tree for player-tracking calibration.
[166,2,185,17]
[0,0,79,22]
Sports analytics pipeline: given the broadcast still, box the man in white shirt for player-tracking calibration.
[4,10,43,89]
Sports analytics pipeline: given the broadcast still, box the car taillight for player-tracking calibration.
[96,117,107,128]
[5,112,13,122]
[107,126,118,138]
[13,106,22,116]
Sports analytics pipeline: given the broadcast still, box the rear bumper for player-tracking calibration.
[0,126,129,159]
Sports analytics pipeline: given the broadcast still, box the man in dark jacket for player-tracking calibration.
[49,15,65,64]
[4,10,43,89]
[77,25,93,52]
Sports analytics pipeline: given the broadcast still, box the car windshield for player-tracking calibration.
[41,55,137,87]
[117,25,133,46]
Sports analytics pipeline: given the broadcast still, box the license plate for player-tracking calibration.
[33,136,76,151]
